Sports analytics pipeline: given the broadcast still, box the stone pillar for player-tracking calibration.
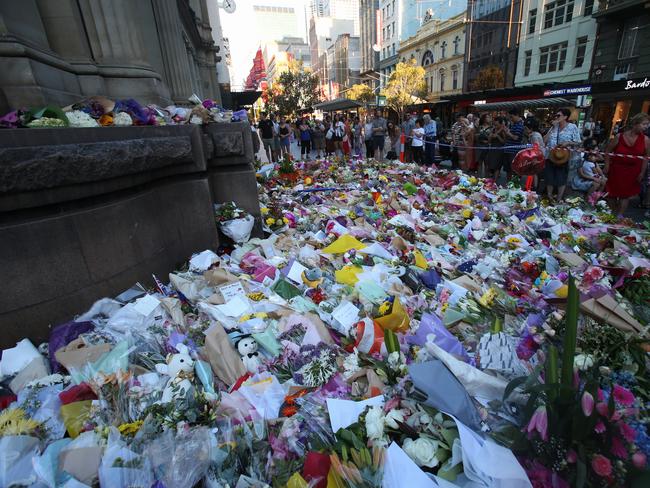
[152,0,194,103]
[36,0,93,63]
[77,0,149,67]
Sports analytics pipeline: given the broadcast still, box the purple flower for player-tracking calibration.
[526,406,548,441]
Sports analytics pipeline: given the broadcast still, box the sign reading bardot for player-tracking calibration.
[543,85,592,97]
[624,78,650,91]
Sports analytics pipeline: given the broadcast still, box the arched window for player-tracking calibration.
[453,36,461,55]
[439,69,446,91]
[421,50,434,66]
[441,41,447,58]
[452,66,459,90]
[410,53,415,61]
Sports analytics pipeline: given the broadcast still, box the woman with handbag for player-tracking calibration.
[604,113,650,217]
[543,108,581,202]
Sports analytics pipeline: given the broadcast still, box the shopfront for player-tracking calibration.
[590,78,650,136]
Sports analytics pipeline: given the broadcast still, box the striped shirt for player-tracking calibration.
[504,120,524,153]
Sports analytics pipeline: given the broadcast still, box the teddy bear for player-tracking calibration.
[155,343,195,404]
[236,335,261,374]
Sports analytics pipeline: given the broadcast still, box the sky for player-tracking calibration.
[220,0,310,90]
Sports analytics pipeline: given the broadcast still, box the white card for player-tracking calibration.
[326,396,384,433]
[331,301,360,333]
[286,261,308,284]
[219,281,246,302]
[215,295,252,318]
[132,294,161,316]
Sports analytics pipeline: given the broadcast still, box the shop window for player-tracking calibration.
[544,0,574,30]
[528,9,537,34]
[575,37,588,67]
[524,50,532,76]
[619,19,642,59]
[538,41,568,73]
[584,0,594,15]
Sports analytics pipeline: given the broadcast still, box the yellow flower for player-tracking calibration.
[118,420,143,437]
[462,208,473,219]
[377,301,392,316]
[461,199,471,206]
[283,217,290,225]
[266,217,276,226]
[469,176,478,185]
[378,175,388,183]
[478,288,497,308]
[576,236,587,243]
[0,408,41,436]
[261,207,269,215]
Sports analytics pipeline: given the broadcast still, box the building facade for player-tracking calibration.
[589,0,650,132]
[464,0,523,92]
[515,0,597,87]
[398,12,466,100]
[359,0,381,89]
[0,0,223,112]
[333,34,361,90]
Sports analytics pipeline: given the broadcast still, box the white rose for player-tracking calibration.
[402,437,439,468]
[574,354,594,371]
[384,409,405,429]
[113,112,133,126]
[365,406,385,441]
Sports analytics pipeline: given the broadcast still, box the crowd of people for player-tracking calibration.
[253,109,650,219]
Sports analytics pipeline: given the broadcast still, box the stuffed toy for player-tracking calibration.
[155,343,194,403]
[236,335,261,373]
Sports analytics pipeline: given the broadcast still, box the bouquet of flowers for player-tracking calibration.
[214,202,254,244]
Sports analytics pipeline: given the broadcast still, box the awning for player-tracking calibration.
[313,98,364,112]
[230,91,262,107]
[471,97,573,111]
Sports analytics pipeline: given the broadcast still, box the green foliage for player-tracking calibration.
[381,60,426,120]
[264,67,320,116]
[347,83,375,104]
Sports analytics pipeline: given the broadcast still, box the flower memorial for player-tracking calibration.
[0,155,649,487]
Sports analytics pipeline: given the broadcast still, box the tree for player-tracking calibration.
[381,59,426,121]
[347,83,375,104]
[469,65,505,91]
[263,66,320,116]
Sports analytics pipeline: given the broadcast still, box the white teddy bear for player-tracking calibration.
[236,336,261,374]
[155,343,195,403]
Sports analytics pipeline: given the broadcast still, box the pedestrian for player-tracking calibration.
[364,114,374,159]
[333,115,345,156]
[451,113,468,170]
[584,117,595,139]
[572,152,607,197]
[299,118,312,159]
[488,116,506,180]
[324,115,335,157]
[593,120,603,144]
[423,114,437,166]
[543,108,582,202]
[271,114,281,162]
[502,108,525,182]
[372,109,387,161]
[523,117,545,190]
[258,112,275,163]
[401,113,415,162]
[476,114,493,178]
[604,113,650,217]
[352,116,363,157]
[278,117,291,158]
[312,119,325,159]
[342,117,352,157]
[411,118,425,165]
[387,122,400,160]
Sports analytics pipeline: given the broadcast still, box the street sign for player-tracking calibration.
[377,95,386,106]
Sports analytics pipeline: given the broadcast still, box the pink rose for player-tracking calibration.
[612,384,635,407]
[632,452,647,469]
[591,454,612,477]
